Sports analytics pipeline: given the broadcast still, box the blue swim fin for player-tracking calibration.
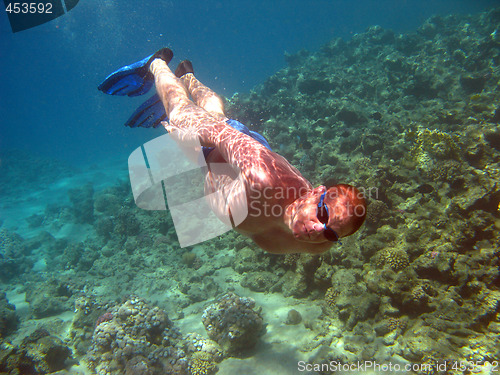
[125,94,167,128]
[98,48,173,97]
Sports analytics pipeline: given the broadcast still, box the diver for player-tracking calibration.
[98,48,366,254]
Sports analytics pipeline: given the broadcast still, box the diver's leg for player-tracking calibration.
[175,60,226,118]
[182,73,226,118]
[149,59,190,117]
[149,58,228,148]
[173,60,273,151]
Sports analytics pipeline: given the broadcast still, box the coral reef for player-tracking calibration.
[68,183,95,224]
[408,127,462,171]
[0,293,19,337]
[377,246,410,271]
[0,228,32,282]
[201,292,265,356]
[25,279,73,318]
[69,295,111,356]
[188,351,217,375]
[0,328,72,374]
[86,296,188,375]
[240,270,280,292]
[184,333,223,363]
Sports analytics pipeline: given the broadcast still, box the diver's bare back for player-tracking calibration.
[202,124,332,254]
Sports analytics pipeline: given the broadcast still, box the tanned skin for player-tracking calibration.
[150,58,365,254]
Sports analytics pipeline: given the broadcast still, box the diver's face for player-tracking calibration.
[291,186,344,243]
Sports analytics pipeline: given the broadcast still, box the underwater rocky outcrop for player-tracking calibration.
[0,293,19,338]
[25,278,74,319]
[201,292,265,356]
[86,296,189,374]
[0,328,72,374]
[0,228,33,283]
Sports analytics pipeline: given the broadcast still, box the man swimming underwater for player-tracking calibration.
[98,48,366,254]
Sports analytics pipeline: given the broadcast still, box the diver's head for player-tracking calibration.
[319,184,366,241]
[288,184,366,243]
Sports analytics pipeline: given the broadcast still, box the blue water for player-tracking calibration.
[0,0,497,166]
